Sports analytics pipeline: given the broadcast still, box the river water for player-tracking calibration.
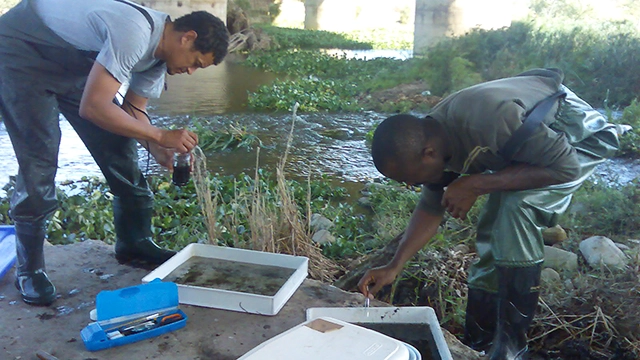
[0,53,638,195]
[0,56,385,196]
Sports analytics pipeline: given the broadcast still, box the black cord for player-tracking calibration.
[122,98,152,175]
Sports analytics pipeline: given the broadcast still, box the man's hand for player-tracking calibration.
[357,265,402,299]
[441,175,479,220]
[148,143,175,170]
[158,128,198,153]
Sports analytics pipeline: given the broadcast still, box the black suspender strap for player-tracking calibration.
[114,0,154,33]
[499,90,567,162]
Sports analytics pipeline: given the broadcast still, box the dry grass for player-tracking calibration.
[249,103,341,282]
[383,237,639,358]
[192,146,220,244]
[193,103,341,282]
[529,265,640,359]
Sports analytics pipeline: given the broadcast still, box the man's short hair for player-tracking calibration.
[174,11,229,65]
[371,114,431,175]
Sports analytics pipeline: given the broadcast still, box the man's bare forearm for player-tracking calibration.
[467,163,565,196]
[388,206,443,272]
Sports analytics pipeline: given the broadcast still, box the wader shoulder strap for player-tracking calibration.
[500,90,567,162]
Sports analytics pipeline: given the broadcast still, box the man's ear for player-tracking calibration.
[420,146,437,163]
[180,30,198,46]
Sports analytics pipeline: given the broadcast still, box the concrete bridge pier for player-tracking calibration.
[413,0,526,55]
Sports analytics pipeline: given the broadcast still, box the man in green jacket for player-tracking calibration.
[357,68,620,359]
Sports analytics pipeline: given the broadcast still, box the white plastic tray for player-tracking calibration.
[142,243,308,316]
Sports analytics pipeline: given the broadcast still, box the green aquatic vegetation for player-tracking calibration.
[256,24,373,50]
[244,49,397,81]
[0,169,354,249]
[248,77,361,112]
[344,27,413,50]
[192,120,263,152]
[246,20,640,113]
[244,50,422,112]
[255,24,412,51]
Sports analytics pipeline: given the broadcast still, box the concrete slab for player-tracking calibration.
[0,240,373,360]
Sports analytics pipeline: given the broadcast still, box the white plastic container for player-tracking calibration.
[306,306,452,360]
[142,243,308,316]
[239,317,414,360]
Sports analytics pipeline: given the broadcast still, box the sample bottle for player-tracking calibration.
[172,152,191,186]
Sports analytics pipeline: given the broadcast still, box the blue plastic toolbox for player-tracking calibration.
[81,279,187,351]
[0,225,16,280]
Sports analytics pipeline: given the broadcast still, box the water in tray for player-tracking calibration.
[164,256,295,296]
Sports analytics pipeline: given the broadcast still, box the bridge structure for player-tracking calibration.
[134,0,526,54]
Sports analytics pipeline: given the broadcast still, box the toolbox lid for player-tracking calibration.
[0,225,16,280]
[96,278,178,322]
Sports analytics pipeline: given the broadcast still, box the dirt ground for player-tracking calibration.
[358,81,442,109]
[0,240,387,360]
[0,240,481,360]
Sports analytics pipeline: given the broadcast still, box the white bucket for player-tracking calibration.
[404,342,422,360]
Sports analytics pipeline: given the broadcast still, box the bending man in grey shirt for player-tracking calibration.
[0,0,228,306]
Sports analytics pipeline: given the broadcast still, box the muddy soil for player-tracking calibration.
[358,81,443,109]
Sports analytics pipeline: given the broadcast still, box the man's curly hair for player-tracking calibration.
[174,11,229,65]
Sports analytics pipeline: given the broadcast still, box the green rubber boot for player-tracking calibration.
[487,264,542,360]
[463,288,498,352]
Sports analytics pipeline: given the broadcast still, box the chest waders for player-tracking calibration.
[0,0,175,305]
[462,84,620,359]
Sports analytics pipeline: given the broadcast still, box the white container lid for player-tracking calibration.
[239,317,410,360]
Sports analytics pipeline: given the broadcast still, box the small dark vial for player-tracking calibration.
[172,165,190,186]
[173,152,191,186]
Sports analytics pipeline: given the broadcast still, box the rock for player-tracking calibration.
[227,2,250,34]
[541,268,562,287]
[319,128,354,140]
[442,328,484,359]
[452,244,470,254]
[312,229,335,245]
[543,245,578,272]
[564,278,574,291]
[357,197,372,209]
[363,182,391,192]
[542,225,567,245]
[615,243,631,251]
[310,213,334,231]
[249,28,274,51]
[579,236,628,270]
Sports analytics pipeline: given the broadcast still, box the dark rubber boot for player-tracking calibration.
[14,221,57,306]
[487,264,542,360]
[463,288,498,352]
[113,196,176,265]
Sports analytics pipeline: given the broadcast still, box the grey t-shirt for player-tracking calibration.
[33,0,168,98]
